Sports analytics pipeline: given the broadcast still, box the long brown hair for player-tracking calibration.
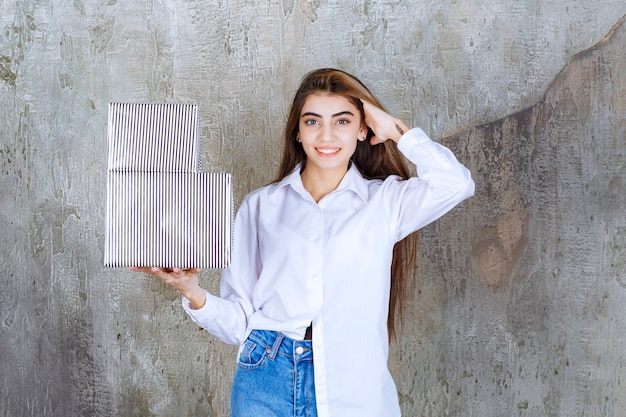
[275,68,418,338]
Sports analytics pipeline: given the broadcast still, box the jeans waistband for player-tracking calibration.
[248,330,313,361]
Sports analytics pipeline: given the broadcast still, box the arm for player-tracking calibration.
[361,100,475,240]
[394,128,475,238]
[130,195,261,346]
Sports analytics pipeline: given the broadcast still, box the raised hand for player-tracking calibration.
[361,100,410,145]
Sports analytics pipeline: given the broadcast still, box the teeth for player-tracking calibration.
[317,148,339,154]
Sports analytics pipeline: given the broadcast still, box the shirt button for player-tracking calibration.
[295,346,304,355]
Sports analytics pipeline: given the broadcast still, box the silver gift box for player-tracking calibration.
[104,103,232,269]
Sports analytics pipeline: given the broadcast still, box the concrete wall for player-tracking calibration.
[1,1,625,416]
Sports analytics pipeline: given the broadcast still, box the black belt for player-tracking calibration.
[304,324,313,340]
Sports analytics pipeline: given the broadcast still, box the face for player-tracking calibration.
[297,93,368,179]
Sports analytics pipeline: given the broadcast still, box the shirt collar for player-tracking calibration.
[271,162,370,202]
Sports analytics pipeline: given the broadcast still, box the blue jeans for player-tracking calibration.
[230,330,317,417]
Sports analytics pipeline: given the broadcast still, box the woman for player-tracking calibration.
[132,68,474,416]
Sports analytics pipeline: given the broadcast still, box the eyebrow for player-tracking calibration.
[301,110,356,118]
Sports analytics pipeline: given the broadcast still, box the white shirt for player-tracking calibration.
[182,128,475,416]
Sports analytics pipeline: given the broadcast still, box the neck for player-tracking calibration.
[301,164,348,203]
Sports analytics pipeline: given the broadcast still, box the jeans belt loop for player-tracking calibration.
[268,332,284,361]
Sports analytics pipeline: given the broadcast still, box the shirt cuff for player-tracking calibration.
[181,289,210,313]
[396,127,454,170]
[397,127,430,152]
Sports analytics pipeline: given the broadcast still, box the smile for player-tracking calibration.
[316,148,340,155]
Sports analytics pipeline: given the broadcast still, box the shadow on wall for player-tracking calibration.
[408,13,626,417]
[444,14,626,291]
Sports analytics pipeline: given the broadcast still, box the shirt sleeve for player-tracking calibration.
[388,127,475,241]
[181,194,260,346]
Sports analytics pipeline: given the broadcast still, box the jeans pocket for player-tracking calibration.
[237,337,269,370]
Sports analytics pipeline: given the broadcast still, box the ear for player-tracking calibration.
[358,124,368,142]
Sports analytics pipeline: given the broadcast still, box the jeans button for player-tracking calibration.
[295,346,304,355]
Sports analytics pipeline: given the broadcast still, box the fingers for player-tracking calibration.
[128,266,201,285]
[360,100,407,144]
[128,266,200,274]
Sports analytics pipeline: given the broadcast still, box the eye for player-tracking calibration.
[304,119,318,126]
[336,119,349,125]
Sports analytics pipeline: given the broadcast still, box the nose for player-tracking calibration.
[319,123,334,142]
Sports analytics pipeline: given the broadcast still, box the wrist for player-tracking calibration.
[184,286,207,310]
[391,121,409,143]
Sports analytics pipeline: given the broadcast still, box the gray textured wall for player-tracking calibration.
[1,1,625,416]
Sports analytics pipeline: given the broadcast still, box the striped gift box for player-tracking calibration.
[104,103,232,269]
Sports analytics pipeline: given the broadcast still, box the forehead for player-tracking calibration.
[300,93,360,116]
